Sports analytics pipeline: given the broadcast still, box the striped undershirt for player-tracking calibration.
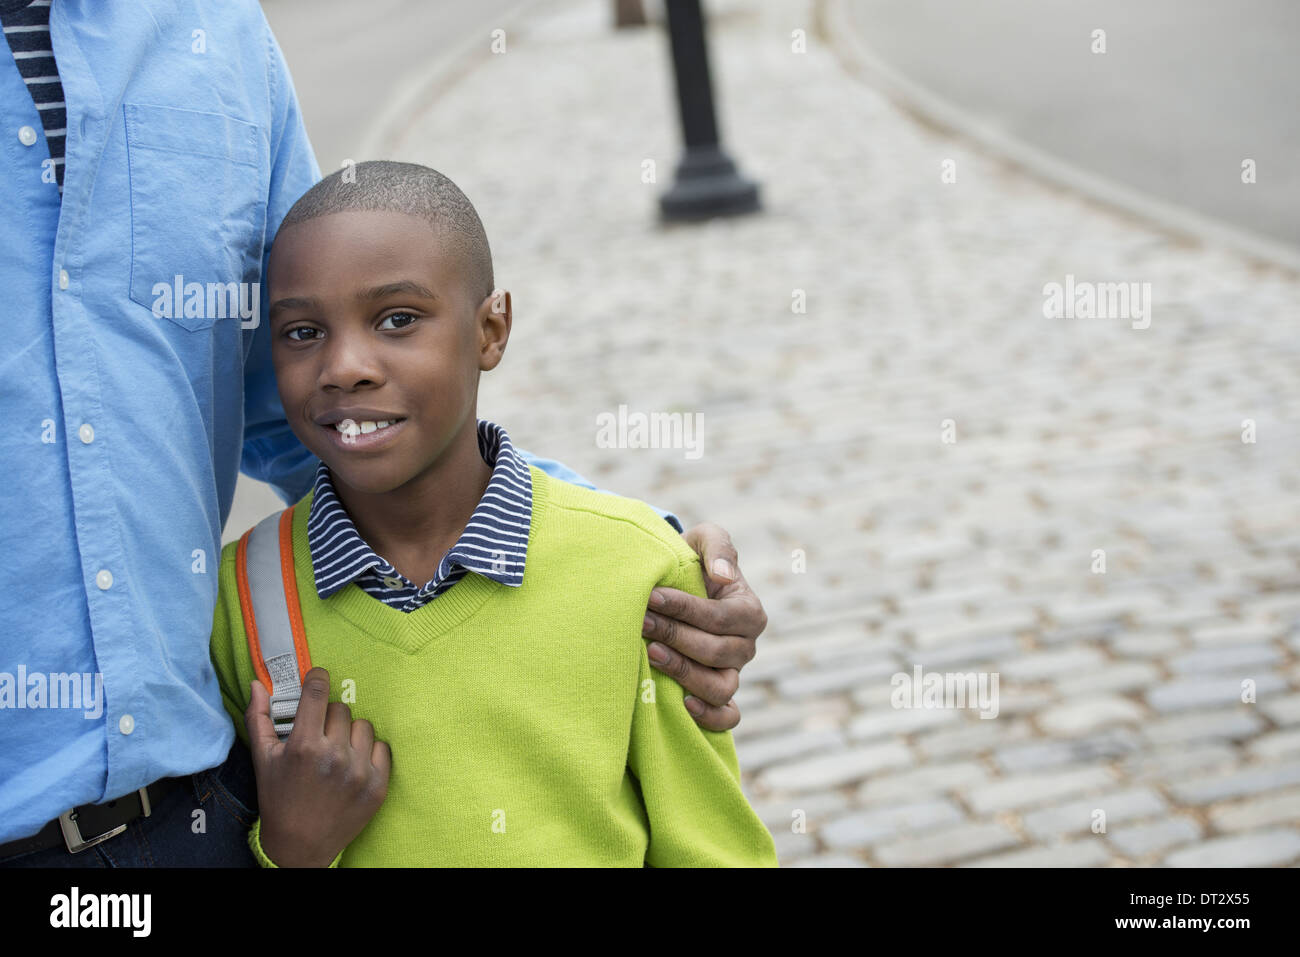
[0,0,64,191]
[307,419,533,613]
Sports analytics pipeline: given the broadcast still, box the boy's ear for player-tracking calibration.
[478,288,511,371]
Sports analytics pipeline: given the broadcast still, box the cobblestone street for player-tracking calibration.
[385,0,1300,865]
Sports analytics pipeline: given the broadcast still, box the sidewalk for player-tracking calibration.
[386,0,1300,865]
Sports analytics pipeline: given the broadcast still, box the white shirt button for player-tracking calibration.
[95,569,113,590]
[119,714,135,735]
[382,576,404,589]
[58,269,69,290]
[78,423,94,444]
[18,125,36,146]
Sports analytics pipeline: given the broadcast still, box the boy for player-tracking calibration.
[207,161,779,866]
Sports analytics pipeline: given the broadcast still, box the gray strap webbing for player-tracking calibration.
[245,510,304,741]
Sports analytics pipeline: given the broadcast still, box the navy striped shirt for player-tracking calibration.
[307,419,532,612]
[0,0,65,191]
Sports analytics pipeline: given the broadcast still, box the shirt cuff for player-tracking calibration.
[248,816,344,868]
[652,505,684,534]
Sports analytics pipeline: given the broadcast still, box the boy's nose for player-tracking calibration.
[317,336,385,391]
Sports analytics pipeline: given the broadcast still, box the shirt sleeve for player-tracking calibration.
[515,447,684,532]
[627,555,779,867]
[239,15,323,506]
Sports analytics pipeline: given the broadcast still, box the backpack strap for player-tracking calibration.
[234,505,312,740]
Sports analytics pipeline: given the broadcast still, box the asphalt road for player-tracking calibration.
[843,0,1300,250]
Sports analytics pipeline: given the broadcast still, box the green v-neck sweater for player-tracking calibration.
[208,466,778,867]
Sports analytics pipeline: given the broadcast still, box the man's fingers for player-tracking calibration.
[685,696,741,733]
[648,582,767,646]
[646,643,740,708]
[292,666,332,740]
[648,585,728,637]
[643,611,753,670]
[682,522,739,584]
[244,680,281,760]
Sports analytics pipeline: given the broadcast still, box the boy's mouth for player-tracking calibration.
[319,416,409,452]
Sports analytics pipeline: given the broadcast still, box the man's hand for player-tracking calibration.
[642,522,768,732]
[245,667,391,867]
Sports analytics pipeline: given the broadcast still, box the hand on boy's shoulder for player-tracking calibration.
[642,521,766,734]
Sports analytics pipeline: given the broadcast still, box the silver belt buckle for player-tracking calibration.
[57,786,152,854]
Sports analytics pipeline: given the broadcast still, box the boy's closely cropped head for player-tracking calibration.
[267,160,510,498]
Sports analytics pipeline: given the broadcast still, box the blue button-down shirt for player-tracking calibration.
[309,420,531,613]
[0,0,678,844]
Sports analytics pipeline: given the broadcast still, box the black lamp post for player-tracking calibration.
[658,0,760,221]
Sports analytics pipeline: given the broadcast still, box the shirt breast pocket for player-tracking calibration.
[124,103,269,331]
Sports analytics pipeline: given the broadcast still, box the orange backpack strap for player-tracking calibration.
[234,505,312,740]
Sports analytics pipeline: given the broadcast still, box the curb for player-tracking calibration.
[818,0,1300,277]
[357,0,555,159]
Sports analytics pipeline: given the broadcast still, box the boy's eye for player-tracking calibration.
[283,313,417,341]
[379,312,419,330]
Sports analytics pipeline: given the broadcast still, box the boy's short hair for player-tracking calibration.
[277,160,495,306]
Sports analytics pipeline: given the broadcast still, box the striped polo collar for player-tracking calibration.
[306,419,532,600]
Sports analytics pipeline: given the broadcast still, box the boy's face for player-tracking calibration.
[268,209,509,496]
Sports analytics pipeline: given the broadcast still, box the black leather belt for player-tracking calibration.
[0,777,180,859]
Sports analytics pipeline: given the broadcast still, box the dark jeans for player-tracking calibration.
[0,738,260,867]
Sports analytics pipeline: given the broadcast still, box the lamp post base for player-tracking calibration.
[659,146,761,221]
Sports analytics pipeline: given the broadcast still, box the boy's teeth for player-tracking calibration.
[335,419,394,434]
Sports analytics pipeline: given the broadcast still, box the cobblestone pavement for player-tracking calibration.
[383,0,1300,865]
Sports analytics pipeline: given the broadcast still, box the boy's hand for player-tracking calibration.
[642,522,767,732]
[245,667,392,867]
